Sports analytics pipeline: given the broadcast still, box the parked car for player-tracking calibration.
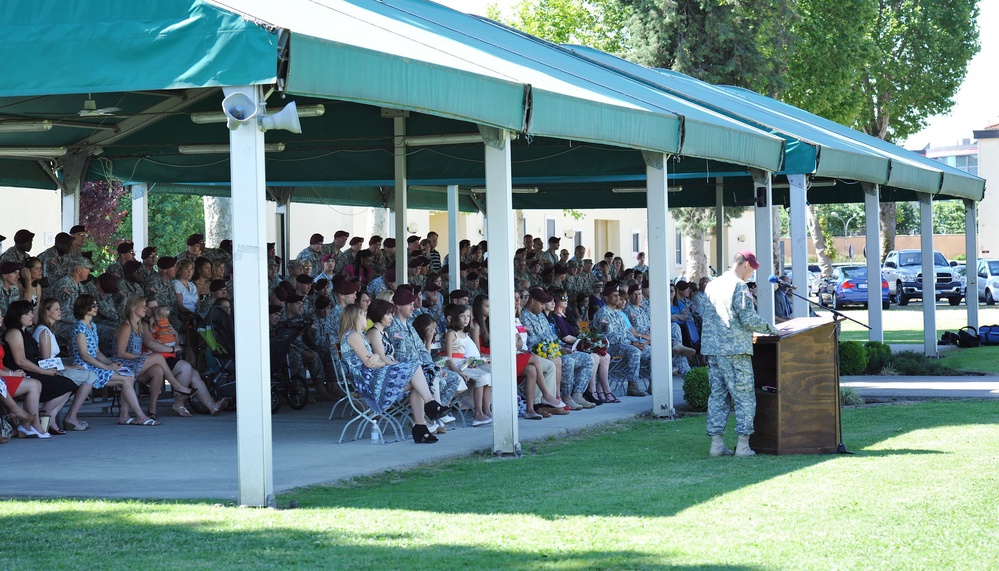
[784,269,819,296]
[882,249,963,306]
[817,265,890,310]
[977,259,999,305]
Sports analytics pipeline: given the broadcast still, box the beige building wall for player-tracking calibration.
[0,186,62,252]
[978,137,998,256]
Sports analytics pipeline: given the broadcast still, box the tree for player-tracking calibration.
[858,0,980,260]
[622,0,797,97]
[489,0,633,54]
[673,206,746,282]
[118,193,205,258]
[80,180,130,272]
[203,196,232,247]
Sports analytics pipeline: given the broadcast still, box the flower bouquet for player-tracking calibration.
[532,340,562,359]
[575,330,609,356]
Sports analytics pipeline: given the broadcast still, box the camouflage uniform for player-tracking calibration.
[296,247,324,278]
[105,260,125,279]
[701,270,779,437]
[513,270,533,287]
[386,317,461,404]
[83,282,122,329]
[143,273,181,332]
[329,303,346,339]
[137,264,156,285]
[540,249,560,266]
[115,278,145,315]
[53,276,85,347]
[410,274,426,289]
[37,246,65,280]
[522,307,593,396]
[277,316,326,390]
[0,283,20,316]
[366,276,390,298]
[0,247,29,266]
[593,304,650,388]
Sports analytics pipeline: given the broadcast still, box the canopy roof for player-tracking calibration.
[0,0,983,209]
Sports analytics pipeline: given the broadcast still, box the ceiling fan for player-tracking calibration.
[78,94,122,117]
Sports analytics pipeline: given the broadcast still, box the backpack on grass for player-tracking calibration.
[957,326,981,348]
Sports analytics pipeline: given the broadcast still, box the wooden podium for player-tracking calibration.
[749,317,841,455]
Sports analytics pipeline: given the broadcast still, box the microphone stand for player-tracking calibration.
[782,288,871,330]
[778,286,861,455]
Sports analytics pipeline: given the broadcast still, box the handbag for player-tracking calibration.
[0,411,14,443]
[957,326,981,348]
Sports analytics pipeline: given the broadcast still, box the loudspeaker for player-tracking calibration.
[221,92,259,130]
[260,101,302,134]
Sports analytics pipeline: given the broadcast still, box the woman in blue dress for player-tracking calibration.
[72,294,159,426]
[338,304,446,443]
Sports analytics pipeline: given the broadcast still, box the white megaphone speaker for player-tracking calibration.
[221,92,259,130]
[260,101,302,134]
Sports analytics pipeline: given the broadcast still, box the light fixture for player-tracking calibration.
[190,104,325,125]
[772,180,837,189]
[513,187,539,194]
[612,186,683,193]
[0,120,53,133]
[178,143,285,155]
[0,146,67,158]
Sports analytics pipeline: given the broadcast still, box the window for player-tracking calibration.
[573,229,582,249]
[631,230,641,254]
[545,216,556,240]
[674,230,683,266]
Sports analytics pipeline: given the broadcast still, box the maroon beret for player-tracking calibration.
[392,289,418,306]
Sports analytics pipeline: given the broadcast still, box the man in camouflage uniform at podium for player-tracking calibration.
[701,250,779,458]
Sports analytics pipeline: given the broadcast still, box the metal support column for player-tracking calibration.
[752,170,775,325]
[482,128,518,455]
[965,199,979,329]
[645,152,673,417]
[447,184,460,292]
[787,174,808,318]
[919,194,937,357]
[228,85,273,507]
[131,183,148,254]
[393,117,408,282]
[864,184,884,343]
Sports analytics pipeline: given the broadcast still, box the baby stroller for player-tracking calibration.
[190,305,238,414]
[269,319,313,413]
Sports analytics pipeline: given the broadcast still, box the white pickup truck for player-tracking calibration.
[882,250,963,306]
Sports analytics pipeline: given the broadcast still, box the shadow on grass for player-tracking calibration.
[0,508,765,571]
[289,400,997,520]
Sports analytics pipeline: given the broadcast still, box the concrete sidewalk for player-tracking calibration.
[0,383,684,501]
[3,372,995,502]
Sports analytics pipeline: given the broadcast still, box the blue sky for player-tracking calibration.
[434,0,997,150]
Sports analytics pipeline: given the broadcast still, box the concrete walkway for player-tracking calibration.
[3,372,996,502]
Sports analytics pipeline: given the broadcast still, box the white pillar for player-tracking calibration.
[752,171,775,324]
[788,175,808,318]
[61,191,79,232]
[483,128,518,455]
[919,193,937,357]
[131,184,148,254]
[864,184,884,343]
[714,178,725,274]
[645,152,673,417]
[393,118,408,282]
[447,184,460,292]
[228,85,273,507]
[275,198,292,276]
[965,199,979,329]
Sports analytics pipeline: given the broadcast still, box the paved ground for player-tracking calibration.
[3,371,996,502]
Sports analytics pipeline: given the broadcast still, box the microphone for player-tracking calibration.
[768,274,796,290]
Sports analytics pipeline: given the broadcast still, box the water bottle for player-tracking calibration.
[370,424,381,445]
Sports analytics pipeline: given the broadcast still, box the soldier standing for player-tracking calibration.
[701,251,779,457]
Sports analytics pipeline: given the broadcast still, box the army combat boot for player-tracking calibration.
[709,435,733,457]
[735,435,756,457]
[626,382,645,397]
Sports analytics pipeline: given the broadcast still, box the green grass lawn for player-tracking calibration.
[839,328,930,344]
[3,401,999,570]
[839,329,999,373]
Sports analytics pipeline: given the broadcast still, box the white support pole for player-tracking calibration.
[394,118,408,283]
[752,172,776,325]
[275,198,292,276]
[130,184,148,254]
[61,190,79,232]
[715,178,725,275]
[228,85,273,507]
[447,184,460,292]
[645,152,673,417]
[919,193,937,357]
[483,128,518,455]
[965,199,979,329]
[864,184,884,343]
[787,175,808,318]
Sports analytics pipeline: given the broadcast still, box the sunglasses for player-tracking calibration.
[559,296,568,301]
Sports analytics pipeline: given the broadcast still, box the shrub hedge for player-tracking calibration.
[839,340,868,375]
[683,367,710,412]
